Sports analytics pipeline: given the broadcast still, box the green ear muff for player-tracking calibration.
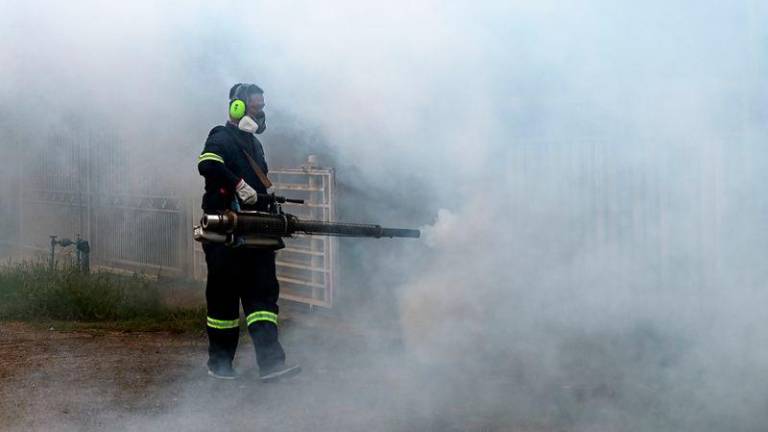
[229,99,247,120]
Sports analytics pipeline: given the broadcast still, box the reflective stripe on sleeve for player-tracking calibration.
[245,311,278,326]
[198,153,225,164]
[206,316,240,329]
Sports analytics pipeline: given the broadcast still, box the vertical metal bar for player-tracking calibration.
[328,168,336,307]
[321,173,328,303]
[184,198,193,277]
[307,157,320,304]
[17,145,24,248]
[77,133,84,239]
[85,129,92,244]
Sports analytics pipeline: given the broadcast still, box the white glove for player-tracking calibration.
[235,179,258,205]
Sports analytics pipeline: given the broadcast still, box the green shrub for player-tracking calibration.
[0,260,204,327]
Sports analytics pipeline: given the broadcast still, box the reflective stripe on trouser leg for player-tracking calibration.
[207,316,240,329]
[246,311,278,326]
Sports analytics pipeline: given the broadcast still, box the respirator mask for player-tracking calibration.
[237,111,266,134]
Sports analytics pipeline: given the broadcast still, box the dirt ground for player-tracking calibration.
[0,314,542,432]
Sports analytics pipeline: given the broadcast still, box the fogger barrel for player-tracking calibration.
[200,210,420,239]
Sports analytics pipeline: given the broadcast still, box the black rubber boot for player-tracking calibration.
[208,362,238,380]
[259,363,301,382]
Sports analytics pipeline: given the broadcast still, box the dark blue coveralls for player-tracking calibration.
[197,123,285,372]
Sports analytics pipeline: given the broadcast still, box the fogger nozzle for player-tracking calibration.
[200,213,234,232]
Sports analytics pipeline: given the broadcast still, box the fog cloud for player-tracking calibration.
[2,1,767,430]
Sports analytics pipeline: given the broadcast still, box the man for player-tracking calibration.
[197,83,300,381]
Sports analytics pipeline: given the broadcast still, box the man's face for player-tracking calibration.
[247,93,265,118]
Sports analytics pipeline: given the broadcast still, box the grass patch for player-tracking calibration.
[0,260,204,331]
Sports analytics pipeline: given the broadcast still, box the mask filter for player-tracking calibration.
[238,115,259,134]
[253,111,266,134]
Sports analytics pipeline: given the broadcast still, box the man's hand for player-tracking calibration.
[235,179,258,205]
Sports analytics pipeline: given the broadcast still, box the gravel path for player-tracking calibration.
[0,318,543,432]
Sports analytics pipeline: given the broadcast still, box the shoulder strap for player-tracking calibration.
[241,148,273,189]
[220,126,273,189]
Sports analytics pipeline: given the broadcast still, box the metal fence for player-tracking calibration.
[10,129,338,307]
[19,188,193,274]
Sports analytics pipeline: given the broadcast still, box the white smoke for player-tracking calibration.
[2,0,767,430]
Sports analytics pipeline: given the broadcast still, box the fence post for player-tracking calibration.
[17,146,24,249]
[182,197,193,278]
[306,155,321,309]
